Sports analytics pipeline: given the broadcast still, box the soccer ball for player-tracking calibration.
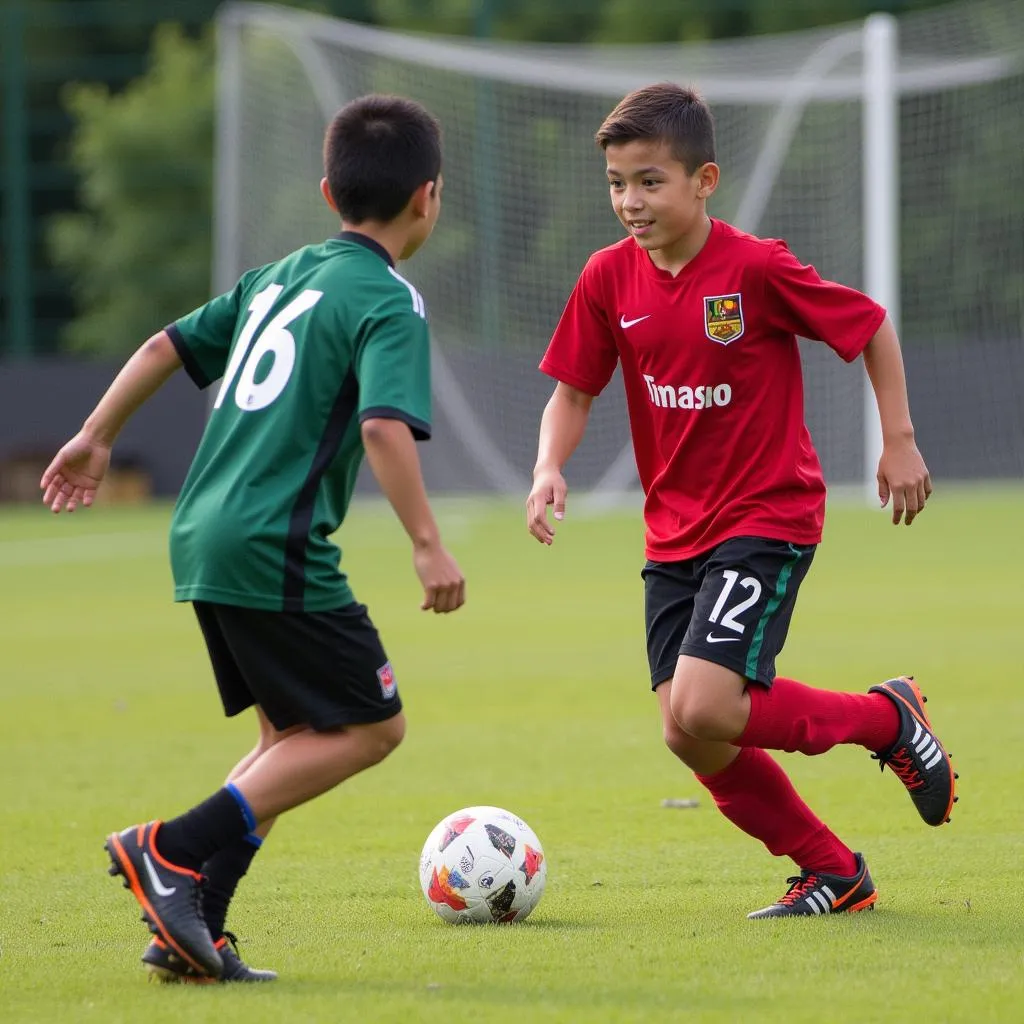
[418,806,547,924]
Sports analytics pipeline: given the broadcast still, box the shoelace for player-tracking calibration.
[872,746,924,790]
[777,873,820,907]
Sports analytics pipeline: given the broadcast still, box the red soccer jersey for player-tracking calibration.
[539,219,886,560]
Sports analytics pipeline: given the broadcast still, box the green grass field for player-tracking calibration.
[1,489,1022,1023]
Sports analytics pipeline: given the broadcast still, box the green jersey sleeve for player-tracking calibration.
[167,271,255,389]
[355,310,432,440]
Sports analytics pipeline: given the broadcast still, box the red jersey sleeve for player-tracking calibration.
[763,242,886,362]
[539,257,619,396]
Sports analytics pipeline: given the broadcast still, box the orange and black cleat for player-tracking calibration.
[143,931,277,984]
[748,853,878,919]
[870,676,958,827]
[142,936,218,985]
[104,821,222,979]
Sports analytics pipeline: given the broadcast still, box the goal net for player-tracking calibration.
[215,0,1024,500]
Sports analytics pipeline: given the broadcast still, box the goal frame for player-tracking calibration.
[213,3,1015,501]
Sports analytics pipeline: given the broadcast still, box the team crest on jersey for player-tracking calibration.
[704,293,744,345]
[376,662,397,699]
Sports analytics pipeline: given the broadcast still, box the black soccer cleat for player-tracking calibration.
[105,821,222,979]
[143,932,277,984]
[748,853,878,919]
[142,936,217,985]
[869,676,957,827]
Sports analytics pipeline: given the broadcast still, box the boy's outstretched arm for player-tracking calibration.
[526,381,594,545]
[361,417,465,614]
[862,315,932,526]
[41,331,183,513]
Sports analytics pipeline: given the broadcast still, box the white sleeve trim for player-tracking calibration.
[387,266,427,319]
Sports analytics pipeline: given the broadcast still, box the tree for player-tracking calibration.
[47,24,214,356]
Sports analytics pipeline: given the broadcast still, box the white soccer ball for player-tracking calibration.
[418,805,547,924]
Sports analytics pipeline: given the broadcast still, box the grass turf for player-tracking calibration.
[0,488,1021,1022]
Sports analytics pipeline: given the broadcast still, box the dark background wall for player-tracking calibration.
[2,338,1020,503]
[0,360,207,500]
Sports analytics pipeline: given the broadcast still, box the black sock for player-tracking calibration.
[201,836,261,940]
[155,788,251,870]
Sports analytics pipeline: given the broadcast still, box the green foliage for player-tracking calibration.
[48,25,214,357]
[371,0,949,44]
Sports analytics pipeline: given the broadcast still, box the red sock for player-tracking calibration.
[738,677,899,755]
[696,747,858,876]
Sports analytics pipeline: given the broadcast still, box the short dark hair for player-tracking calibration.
[595,83,715,174]
[323,94,442,223]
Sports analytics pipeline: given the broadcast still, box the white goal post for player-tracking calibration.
[214,1,1024,501]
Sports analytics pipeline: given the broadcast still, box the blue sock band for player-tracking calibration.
[225,782,258,834]
[243,831,264,849]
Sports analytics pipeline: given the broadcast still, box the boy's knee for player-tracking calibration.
[663,718,739,775]
[670,689,743,742]
[383,713,406,750]
[366,713,405,763]
[667,658,750,741]
[663,718,702,761]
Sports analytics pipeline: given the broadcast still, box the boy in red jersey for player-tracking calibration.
[526,83,956,918]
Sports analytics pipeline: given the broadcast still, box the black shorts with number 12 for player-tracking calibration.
[642,536,815,689]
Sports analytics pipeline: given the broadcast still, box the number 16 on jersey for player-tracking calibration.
[214,284,324,412]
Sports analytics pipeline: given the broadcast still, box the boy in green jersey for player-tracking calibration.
[41,95,464,982]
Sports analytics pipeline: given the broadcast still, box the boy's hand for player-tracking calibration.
[526,467,567,545]
[877,438,932,526]
[40,432,112,513]
[413,541,465,613]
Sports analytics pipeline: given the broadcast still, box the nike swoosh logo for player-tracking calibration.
[619,314,651,329]
[706,633,741,644]
[142,851,177,897]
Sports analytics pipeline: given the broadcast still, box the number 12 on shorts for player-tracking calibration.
[708,570,762,636]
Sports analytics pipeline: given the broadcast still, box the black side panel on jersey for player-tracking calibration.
[283,368,360,611]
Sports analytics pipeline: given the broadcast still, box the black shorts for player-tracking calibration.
[193,600,402,732]
[642,536,814,689]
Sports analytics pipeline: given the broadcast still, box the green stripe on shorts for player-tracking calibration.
[745,544,807,680]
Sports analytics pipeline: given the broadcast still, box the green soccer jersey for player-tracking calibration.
[167,232,431,611]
